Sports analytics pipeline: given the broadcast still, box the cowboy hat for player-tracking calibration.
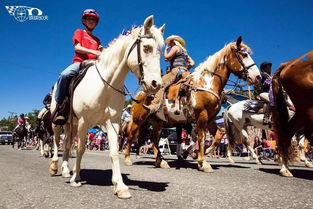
[165,35,186,47]
[260,62,272,71]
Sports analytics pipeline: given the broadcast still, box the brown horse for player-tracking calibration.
[272,50,313,176]
[124,36,261,172]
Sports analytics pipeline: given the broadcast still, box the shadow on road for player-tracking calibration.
[79,169,169,192]
[259,168,313,180]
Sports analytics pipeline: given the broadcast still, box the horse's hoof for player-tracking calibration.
[124,158,133,166]
[44,153,49,158]
[256,161,262,165]
[116,189,132,199]
[305,162,313,168]
[198,163,213,173]
[228,159,235,164]
[200,167,213,173]
[62,170,71,178]
[160,160,170,169]
[49,167,58,176]
[280,170,293,177]
[136,155,141,159]
[243,157,251,161]
[70,181,82,187]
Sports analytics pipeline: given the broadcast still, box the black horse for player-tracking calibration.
[12,124,28,149]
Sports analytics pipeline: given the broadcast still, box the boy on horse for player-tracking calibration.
[254,61,272,124]
[146,35,194,120]
[54,9,102,125]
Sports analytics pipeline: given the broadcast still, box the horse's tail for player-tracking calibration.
[272,63,290,165]
[223,105,239,149]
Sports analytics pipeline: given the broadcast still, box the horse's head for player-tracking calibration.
[126,15,165,95]
[227,36,261,85]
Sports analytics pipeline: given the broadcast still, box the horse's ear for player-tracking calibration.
[159,24,166,35]
[143,15,154,34]
[236,36,242,49]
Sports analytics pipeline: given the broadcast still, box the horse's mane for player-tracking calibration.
[191,42,251,82]
[99,25,164,66]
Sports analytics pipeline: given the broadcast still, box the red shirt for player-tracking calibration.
[72,29,101,63]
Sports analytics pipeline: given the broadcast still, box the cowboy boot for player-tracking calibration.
[53,103,66,125]
[263,103,270,125]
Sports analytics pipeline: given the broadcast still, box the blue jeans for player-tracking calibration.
[55,62,80,104]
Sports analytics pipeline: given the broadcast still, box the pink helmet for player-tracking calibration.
[182,131,187,139]
[82,9,100,23]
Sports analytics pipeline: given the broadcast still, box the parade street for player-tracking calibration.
[0,145,312,209]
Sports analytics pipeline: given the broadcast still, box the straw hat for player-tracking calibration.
[126,104,131,109]
[165,35,186,47]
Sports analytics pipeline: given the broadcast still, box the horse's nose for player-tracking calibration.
[151,80,161,90]
[255,75,261,83]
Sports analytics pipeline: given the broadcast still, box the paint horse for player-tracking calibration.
[207,99,313,172]
[124,36,261,172]
[49,16,165,199]
[35,108,54,158]
[272,50,313,177]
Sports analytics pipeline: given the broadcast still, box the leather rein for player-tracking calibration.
[94,29,155,103]
[186,48,256,103]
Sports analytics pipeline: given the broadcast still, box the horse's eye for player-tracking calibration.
[241,53,248,58]
[143,45,153,53]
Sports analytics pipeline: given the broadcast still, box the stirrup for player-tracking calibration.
[53,115,66,125]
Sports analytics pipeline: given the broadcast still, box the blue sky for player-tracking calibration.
[0,0,312,118]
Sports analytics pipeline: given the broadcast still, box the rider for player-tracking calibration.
[146,35,195,119]
[36,90,52,132]
[14,113,25,131]
[54,9,102,125]
[254,61,272,124]
[121,104,132,134]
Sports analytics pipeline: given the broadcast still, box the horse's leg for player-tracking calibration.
[150,120,168,168]
[241,128,261,165]
[49,124,62,175]
[70,121,86,186]
[135,122,149,158]
[175,126,183,159]
[205,134,220,156]
[197,117,213,173]
[40,138,44,156]
[43,133,50,158]
[278,114,302,177]
[298,135,313,168]
[12,136,15,149]
[62,123,76,178]
[205,122,218,156]
[124,121,139,166]
[106,121,131,199]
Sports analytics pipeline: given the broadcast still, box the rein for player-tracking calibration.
[94,63,140,103]
[232,48,256,80]
[126,30,155,84]
[185,48,256,103]
[94,29,154,104]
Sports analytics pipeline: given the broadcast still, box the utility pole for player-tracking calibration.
[8,111,17,119]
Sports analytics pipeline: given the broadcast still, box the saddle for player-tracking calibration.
[54,60,95,124]
[243,100,266,113]
[166,72,193,115]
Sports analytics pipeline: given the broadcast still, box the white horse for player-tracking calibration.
[209,100,313,177]
[49,15,165,199]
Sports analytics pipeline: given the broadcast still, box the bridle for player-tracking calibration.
[94,27,156,103]
[126,28,155,85]
[232,47,256,80]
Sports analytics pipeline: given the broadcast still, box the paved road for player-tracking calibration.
[0,145,313,209]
